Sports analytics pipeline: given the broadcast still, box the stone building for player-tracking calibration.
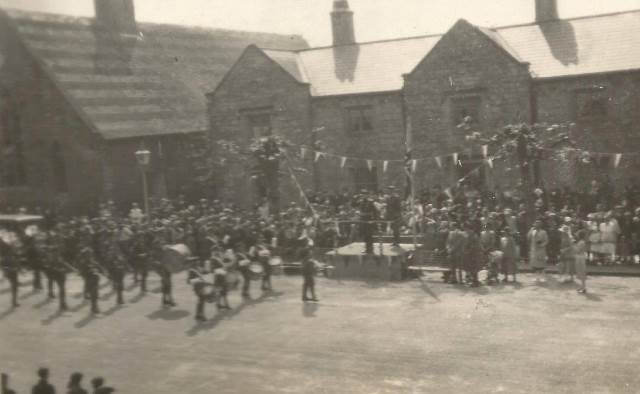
[0,0,307,213]
[208,0,640,207]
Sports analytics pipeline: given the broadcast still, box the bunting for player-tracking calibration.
[614,153,622,168]
[340,156,347,168]
[411,159,418,172]
[482,145,488,158]
[486,158,494,169]
[300,147,307,159]
[314,151,323,162]
[366,160,373,172]
[435,156,442,168]
[452,152,458,165]
[383,160,389,173]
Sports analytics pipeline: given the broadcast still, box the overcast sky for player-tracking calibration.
[1,0,639,46]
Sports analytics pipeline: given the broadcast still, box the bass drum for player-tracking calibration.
[224,270,240,290]
[248,262,264,281]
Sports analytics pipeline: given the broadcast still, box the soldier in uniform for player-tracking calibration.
[77,245,101,314]
[188,261,211,322]
[44,229,70,311]
[103,226,127,306]
[385,187,403,246]
[130,223,150,293]
[151,226,176,307]
[0,236,20,308]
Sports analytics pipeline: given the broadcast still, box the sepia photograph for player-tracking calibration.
[1,0,640,392]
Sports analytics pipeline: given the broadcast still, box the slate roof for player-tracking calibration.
[259,9,640,97]
[0,8,308,140]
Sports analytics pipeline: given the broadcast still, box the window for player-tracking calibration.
[346,106,373,133]
[451,96,481,127]
[247,112,272,139]
[575,87,609,121]
[0,90,26,186]
[51,142,68,193]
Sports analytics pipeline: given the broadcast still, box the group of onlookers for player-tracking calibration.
[1,368,115,394]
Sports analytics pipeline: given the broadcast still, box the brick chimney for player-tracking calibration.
[94,0,137,35]
[331,0,356,46]
[536,0,559,22]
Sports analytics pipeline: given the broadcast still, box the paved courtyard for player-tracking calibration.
[1,271,640,393]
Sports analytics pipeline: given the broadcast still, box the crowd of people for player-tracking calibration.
[1,368,115,394]
[1,178,638,317]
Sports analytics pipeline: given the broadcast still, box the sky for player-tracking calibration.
[0,0,639,46]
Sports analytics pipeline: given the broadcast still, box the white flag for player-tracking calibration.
[482,145,488,158]
[486,158,494,168]
[452,152,458,165]
[340,156,347,168]
[614,153,622,168]
[411,159,418,172]
[444,188,453,199]
[435,156,442,168]
[383,161,389,173]
[300,147,307,159]
[366,160,373,172]
[314,151,323,162]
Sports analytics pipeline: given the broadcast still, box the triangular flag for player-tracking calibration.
[383,161,389,173]
[366,160,373,172]
[340,156,347,168]
[300,147,307,159]
[435,156,442,168]
[482,145,488,158]
[314,151,323,162]
[486,158,494,168]
[614,153,622,168]
[444,188,453,199]
[452,152,458,165]
[411,159,418,172]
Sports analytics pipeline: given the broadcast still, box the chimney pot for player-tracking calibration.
[536,0,558,22]
[331,0,356,46]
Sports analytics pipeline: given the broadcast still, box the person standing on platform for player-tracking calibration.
[301,248,318,302]
[463,222,481,287]
[386,187,403,247]
[0,236,20,308]
[359,191,379,254]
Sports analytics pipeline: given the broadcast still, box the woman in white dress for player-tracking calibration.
[528,219,549,282]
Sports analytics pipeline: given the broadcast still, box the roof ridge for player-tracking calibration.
[494,8,640,31]
[297,33,443,52]
[1,6,307,41]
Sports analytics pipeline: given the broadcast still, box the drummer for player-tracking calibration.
[211,257,231,311]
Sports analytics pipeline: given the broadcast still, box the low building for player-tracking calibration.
[208,0,640,207]
[0,0,307,214]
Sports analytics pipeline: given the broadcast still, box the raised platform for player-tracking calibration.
[325,242,420,281]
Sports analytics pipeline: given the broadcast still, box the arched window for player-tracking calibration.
[0,88,26,186]
[51,142,68,193]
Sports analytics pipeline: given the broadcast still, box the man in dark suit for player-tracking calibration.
[31,367,56,394]
[301,248,318,302]
[386,187,403,246]
[359,191,378,254]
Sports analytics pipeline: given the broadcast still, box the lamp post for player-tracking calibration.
[135,149,151,219]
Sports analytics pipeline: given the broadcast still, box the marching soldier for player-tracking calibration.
[103,227,126,306]
[0,236,20,308]
[188,261,211,322]
[151,226,176,307]
[44,230,69,311]
[130,224,150,293]
[77,245,101,314]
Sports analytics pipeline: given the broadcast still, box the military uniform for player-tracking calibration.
[0,238,21,307]
[43,232,69,311]
[77,246,101,313]
[104,233,127,305]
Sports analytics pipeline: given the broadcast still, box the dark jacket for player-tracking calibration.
[32,380,56,394]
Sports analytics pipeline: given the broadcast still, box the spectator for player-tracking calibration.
[32,368,55,394]
[90,378,114,394]
[66,372,87,394]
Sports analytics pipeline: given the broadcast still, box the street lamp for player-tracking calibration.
[135,148,151,219]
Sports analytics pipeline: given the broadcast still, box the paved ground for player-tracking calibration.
[1,271,640,394]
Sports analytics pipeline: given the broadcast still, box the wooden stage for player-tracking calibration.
[325,242,421,281]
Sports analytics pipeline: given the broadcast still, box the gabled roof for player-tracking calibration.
[0,8,308,140]
[495,9,640,79]
[258,9,640,97]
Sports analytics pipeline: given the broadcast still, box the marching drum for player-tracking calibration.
[162,244,192,274]
[249,262,264,280]
[195,282,218,303]
[224,270,240,289]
